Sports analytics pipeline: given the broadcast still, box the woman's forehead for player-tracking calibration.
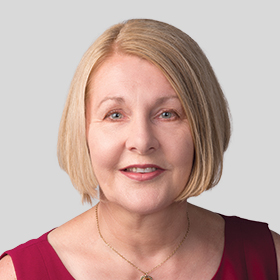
[87,54,177,103]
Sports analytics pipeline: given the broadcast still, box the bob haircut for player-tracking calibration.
[57,19,231,204]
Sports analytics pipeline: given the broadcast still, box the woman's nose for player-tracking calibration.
[125,116,159,155]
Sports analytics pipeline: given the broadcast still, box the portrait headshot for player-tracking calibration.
[0,1,279,279]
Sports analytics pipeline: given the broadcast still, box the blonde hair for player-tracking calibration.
[57,19,231,204]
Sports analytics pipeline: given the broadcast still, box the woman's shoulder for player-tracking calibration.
[0,208,97,280]
[271,230,280,250]
[188,203,225,233]
[0,230,52,280]
[48,207,97,248]
[0,255,16,280]
[271,231,280,278]
[189,204,279,278]
[47,207,98,266]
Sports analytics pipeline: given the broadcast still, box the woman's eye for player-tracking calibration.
[159,111,178,119]
[111,112,122,119]
[105,111,123,120]
[161,112,172,118]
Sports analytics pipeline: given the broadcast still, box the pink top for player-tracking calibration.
[1,215,278,279]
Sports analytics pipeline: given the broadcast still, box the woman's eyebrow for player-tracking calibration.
[155,96,180,105]
[98,96,125,107]
[98,95,179,107]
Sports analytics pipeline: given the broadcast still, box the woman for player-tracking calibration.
[1,19,279,279]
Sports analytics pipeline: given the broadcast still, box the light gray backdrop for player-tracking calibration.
[1,1,279,253]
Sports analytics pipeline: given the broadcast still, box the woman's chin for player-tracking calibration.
[102,192,176,216]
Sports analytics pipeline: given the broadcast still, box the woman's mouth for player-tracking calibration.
[125,167,157,173]
[120,165,165,181]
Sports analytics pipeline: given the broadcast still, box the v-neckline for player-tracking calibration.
[45,215,228,280]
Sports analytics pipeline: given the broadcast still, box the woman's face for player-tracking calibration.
[86,54,194,214]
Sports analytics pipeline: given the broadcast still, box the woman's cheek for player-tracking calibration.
[88,127,124,168]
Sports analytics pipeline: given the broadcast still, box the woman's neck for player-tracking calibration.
[96,200,189,257]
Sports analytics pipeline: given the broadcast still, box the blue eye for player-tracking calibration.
[106,111,123,120]
[160,111,173,119]
[158,110,179,121]
[111,112,122,119]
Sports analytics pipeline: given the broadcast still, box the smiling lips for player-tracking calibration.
[120,165,165,181]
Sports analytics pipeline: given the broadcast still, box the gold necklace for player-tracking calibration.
[95,203,190,280]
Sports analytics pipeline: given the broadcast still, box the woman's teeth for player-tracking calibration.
[126,167,157,173]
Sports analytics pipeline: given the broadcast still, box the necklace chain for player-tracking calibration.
[95,203,190,279]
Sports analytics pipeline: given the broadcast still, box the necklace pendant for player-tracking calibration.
[141,275,153,280]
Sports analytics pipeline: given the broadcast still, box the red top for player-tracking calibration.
[1,215,278,279]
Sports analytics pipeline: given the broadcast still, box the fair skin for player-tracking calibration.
[86,53,194,216]
[1,54,280,279]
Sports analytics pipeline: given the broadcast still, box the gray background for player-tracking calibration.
[1,1,279,253]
